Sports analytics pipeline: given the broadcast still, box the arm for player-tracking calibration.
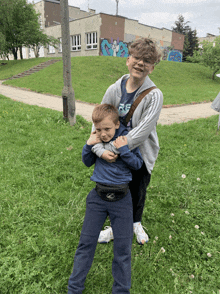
[126,89,163,150]
[82,131,101,167]
[119,145,143,170]
[113,136,143,170]
[82,144,96,167]
[91,142,120,157]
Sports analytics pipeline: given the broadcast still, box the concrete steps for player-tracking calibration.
[7,59,61,80]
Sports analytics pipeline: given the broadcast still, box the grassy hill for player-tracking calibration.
[1,56,220,105]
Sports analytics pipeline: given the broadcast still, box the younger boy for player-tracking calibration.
[67,104,143,294]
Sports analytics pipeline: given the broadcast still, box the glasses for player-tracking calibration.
[131,55,153,68]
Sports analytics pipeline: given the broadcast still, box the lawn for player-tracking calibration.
[0,58,59,80]
[0,94,220,293]
[2,56,220,105]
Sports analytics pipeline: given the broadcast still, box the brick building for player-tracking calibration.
[16,0,185,61]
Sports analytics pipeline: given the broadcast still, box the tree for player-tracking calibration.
[172,14,190,35]
[201,36,220,80]
[172,14,199,61]
[0,0,58,59]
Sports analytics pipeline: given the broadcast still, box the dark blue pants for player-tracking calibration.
[68,188,133,294]
[129,163,151,223]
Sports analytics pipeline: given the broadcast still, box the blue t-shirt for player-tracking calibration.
[118,79,139,131]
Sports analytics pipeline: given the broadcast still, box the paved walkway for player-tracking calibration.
[0,80,218,125]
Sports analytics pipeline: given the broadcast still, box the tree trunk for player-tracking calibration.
[12,47,18,60]
[19,46,23,59]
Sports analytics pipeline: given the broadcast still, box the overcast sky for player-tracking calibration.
[30,0,219,37]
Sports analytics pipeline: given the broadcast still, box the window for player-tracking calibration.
[58,38,62,52]
[48,45,55,54]
[86,32,97,50]
[71,35,81,51]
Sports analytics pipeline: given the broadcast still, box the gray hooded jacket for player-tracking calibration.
[92,74,163,174]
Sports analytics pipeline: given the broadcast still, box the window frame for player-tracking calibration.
[70,34,81,51]
[86,32,97,50]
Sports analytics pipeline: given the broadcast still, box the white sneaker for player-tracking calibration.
[133,222,149,245]
[98,226,114,243]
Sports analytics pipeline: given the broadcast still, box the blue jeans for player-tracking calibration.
[67,188,133,294]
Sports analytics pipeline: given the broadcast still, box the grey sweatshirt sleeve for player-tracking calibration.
[91,142,120,157]
[126,89,163,150]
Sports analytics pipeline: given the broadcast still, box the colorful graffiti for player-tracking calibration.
[100,38,129,58]
[167,50,182,62]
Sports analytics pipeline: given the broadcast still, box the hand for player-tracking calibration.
[101,151,118,163]
[87,131,102,146]
[113,136,128,149]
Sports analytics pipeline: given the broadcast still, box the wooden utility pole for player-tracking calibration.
[60,0,76,126]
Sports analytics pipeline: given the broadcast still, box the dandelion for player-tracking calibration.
[161,247,165,253]
[171,213,175,217]
[207,253,212,257]
[169,235,172,240]
[197,177,200,181]
[182,174,186,178]
[185,211,189,214]
[195,225,199,229]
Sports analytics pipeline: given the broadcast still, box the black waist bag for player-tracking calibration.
[95,183,129,202]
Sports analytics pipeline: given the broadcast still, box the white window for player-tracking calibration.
[71,35,81,51]
[48,45,55,54]
[86,32,97,50]
[58,38,62,52]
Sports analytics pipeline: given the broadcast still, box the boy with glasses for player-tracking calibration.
[92,38,163,245]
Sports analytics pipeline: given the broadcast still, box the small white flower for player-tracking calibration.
[201,231,205,235]
[61,152,63,154]
[153,240,156,244]
[207,253,212,257]
[185,211,189,214]
[182,174,186,178]
[169,235,172,240]
[171,213,175,217]
[195,225,199,229]
[155,236,158,240]
[197,177,200,181]
[190,274,195,279]
[161,247,165,253]
[172,220,175,223]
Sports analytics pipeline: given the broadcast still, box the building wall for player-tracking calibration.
[34,0,45,29]
[44,14,101,57]
[124,18,174,59]
[100,14,125,41]
[171,31,184,51]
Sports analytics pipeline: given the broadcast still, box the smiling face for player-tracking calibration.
[126,55,154,83]
[94,115,120,143]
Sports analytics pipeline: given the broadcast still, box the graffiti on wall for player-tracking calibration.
[101,38,129,57]
[167,50,182,62]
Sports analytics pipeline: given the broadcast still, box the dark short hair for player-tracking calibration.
[129,38,161,65]
[92,104,119,124]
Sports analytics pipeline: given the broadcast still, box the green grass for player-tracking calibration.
[0,57,59,80]
[2,56,220,105]
[0,94,220,293]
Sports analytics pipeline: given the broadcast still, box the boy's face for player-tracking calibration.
[94,115,120,143]
[126,55,154,82]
